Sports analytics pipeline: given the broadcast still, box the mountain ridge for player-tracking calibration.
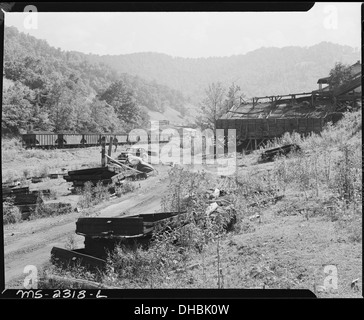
[84,41,360,100]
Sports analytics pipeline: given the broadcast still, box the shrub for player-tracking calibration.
[77,181,111,209]
[32,202,72,219]
[77,181,94,209]
[115,181,136,197]
[39,165,49,178]
[93,181,110,203]
[3,199,22,224]
[23,168,30,179]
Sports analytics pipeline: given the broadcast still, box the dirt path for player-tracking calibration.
[4,168,170,288]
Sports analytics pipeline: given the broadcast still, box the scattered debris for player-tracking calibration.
[51,211,188,269]
[187,263,200,270]
[49,173,67,179]
[249,214,261,221]
[64,166,125,190]
[31,177,43,183]
[205,202,218,215]
[260,144,301,162]
[210,188,220,199]
[248,195,284,208]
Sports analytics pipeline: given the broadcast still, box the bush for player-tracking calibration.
[115,181,136,197]
[23,168,30,179]
[3,199,22,224]
[32,202,72,219]
[77,181,111,209]
[161,166,209,212]
[39,165,49,178]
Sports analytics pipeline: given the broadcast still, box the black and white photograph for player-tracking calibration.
[1,2,362,299]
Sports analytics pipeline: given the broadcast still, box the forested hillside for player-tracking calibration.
[2,26,189,135]
[86,43,360,101]
[2,26,360,136]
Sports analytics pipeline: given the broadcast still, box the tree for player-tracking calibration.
[2,82,34,134]
[224,83,243,111]
[198,82,227,131]
[88,99,121,133]
[329,62,352,89]
[99,80,149,129]
[29,104,53,132]
[45,73,88,132]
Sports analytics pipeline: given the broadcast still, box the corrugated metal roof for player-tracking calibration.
[221,99,333,120]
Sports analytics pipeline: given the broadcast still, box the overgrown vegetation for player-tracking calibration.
[2,26,189,135]
[115,181,136,197]
[77,181,112,210]
[3,198,22,225]
[41,110,361,290]
[269,110,362,241]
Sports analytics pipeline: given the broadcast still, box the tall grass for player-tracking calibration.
[270,110,362,239]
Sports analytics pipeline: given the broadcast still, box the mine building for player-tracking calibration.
[216,61,361,151]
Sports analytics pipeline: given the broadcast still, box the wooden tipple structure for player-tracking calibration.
[217,61,362,151]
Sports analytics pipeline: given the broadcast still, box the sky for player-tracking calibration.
[4,2,362,58]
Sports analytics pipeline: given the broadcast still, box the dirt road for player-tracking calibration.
[3,168,170,288]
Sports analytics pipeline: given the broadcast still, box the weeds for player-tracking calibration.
[23,168,30,179]
[115,181,136,197]
[3,198,22,224]
[38,165,50,178]
[32,202,72,219]
[65,234,77,251]
[45,110,362,289]
[77,181,112,209]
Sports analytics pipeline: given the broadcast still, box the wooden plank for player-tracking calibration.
[71,179,113,187]
[13,193,41,205]
[84,236,119,259]
[111,172,126,183]
[67,167,112,176]
[51,247,106,271]
[30,189,51,196]
[64,173,115,181]
[49,173,65,179]
[138,211,187,222]
[16,204,38,213]
[101,138,106,167]
[105,154,144,174]
[76,217,144,237]
[107,137,113,164]
[2,187,29,196]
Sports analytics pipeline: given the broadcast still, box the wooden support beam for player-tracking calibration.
[246,139,251,151]
[107,137,113,164]
[101,138,106,167]
[105,154,144,174]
